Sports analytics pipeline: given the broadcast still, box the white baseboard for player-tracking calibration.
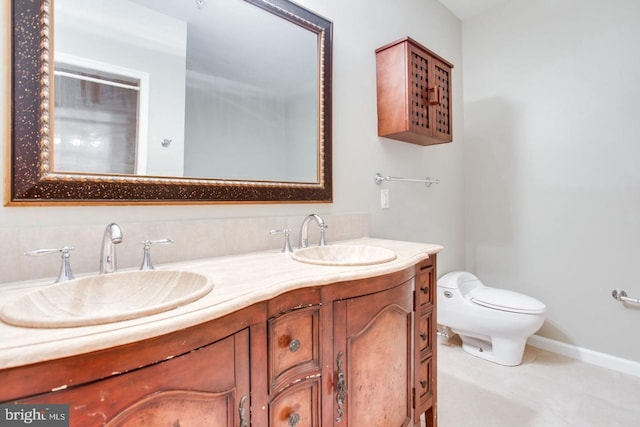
[527,335,640,378]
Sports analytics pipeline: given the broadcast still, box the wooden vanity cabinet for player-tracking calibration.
[2,254,439,427]
[376,37,453,146]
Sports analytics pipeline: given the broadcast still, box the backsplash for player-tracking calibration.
[0,212,370,285]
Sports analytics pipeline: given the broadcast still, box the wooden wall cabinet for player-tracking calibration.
[376,37,453,146]
[1,255,438,427]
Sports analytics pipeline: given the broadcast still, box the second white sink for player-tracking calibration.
[0,270,213,328]
[292,245,397,266]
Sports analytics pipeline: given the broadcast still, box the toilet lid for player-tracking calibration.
[469,288,546,314]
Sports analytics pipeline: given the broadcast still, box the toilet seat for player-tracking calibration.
[469,288,546,314]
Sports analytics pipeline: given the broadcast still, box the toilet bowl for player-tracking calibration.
[437,271,545,366]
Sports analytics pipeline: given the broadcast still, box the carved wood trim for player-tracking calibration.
[106,389,235,427]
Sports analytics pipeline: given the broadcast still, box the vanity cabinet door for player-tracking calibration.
[330,279,414,427]
[19,330,251,427]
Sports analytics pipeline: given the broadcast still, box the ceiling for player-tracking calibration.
[438,0,511,20]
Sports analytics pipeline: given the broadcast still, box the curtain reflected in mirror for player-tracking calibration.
[54,65,140,175]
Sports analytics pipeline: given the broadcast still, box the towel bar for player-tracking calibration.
[612,289,640,304]
[374,172,439,188]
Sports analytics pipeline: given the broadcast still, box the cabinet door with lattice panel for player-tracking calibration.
[407,42,433,138]
[429,56,452,143]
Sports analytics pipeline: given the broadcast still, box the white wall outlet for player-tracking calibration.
[380,188,390,209]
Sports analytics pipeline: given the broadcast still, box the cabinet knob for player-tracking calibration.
[420,286,429,295]
[421,380,428,389]
[289,338,301,352]
[288,412,300,427]
[420,333,428,341]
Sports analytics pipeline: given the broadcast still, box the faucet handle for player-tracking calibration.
[25,246,75,283]
[270,229,293,254]
[139,239,174,271]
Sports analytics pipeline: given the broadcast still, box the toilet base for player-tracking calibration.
[457,333,527,366]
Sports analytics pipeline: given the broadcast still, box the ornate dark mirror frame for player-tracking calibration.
[6,0,332,205]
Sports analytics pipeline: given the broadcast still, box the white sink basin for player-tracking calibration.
[292,245,397,266]
[0,270,213,328]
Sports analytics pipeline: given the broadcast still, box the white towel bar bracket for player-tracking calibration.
[612,289,640,304]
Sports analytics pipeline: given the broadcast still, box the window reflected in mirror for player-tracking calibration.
[54,60,145,175]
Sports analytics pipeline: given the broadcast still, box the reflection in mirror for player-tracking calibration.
[54,0,319,183]
[54,55,145,175]
[7,0,331,204]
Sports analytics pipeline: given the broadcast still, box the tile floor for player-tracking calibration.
[434,336,640,426]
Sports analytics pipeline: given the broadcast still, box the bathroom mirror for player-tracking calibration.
[6,0,333,204]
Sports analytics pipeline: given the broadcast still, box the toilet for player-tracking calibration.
[437,271,545,366]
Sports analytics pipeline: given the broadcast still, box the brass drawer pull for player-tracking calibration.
[289,338,301,353]
[289,413,300,427]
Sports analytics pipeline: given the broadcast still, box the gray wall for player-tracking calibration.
[463,0,640,361]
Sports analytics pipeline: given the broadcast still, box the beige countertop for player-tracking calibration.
[0,238,442,370]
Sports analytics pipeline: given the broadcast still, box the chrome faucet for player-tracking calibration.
[299,214,328,248]
[100,223,123,274]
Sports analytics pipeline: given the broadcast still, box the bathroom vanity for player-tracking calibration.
[0,239,441,427]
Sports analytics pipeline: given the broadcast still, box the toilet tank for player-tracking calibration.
[438,271,483,294]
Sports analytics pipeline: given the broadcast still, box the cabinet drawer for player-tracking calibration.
[268,306,320,392]
[416,267,434,306]
[269,378,320,427]
[418,358,433,403]
[418,312,433,356]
